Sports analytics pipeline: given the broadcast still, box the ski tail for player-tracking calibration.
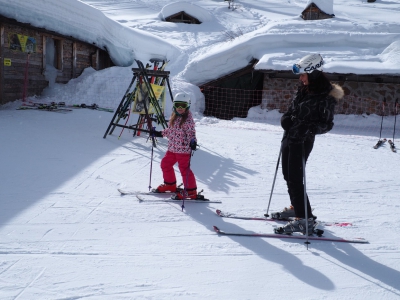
[373,138,386,149]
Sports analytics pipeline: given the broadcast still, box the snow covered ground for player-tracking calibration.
[1,106,399,299]
[1,0,400,299]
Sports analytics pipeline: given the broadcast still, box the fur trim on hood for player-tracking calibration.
[330,83,344,100]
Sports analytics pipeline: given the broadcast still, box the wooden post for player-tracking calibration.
[22,53,30,103]
[72,42,77,77]
[0,25,4,104]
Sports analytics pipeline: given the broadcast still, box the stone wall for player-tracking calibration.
[262,76,400,116]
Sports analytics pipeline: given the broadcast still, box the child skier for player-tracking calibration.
[152,92,198,199]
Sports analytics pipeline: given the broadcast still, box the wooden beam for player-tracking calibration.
[72,42,77,77]
[0,24,4,104]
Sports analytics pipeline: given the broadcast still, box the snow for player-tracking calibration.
[0,0,181,66]
[306,0,335,15]
[1,0,400,299]
[159,2,214,23]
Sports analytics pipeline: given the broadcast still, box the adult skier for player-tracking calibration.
[273,53,344,234]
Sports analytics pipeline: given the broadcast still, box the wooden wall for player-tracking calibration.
[0,17,114,105]
[0,23,47,104]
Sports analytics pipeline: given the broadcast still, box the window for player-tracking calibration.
[45,37,62,70]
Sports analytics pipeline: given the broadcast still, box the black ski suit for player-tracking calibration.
[280,83,343,219]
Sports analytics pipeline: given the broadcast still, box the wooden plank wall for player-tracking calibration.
[1,23,47,104]
[0,19,114,105]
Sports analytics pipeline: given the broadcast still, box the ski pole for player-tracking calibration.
[118,99,133,139]
[182,150,194,211]
[379,98,386,140]
[148,127,156,191]
[302,142,310,247]
[264,143,282,217]
[393,98,398,143]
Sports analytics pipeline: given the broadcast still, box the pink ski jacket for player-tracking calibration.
[162,111,196,154]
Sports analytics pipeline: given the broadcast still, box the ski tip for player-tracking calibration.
[117,189,127,195]
[335,222,353,227]
[136,195,144,202]
[213,226,221,233]
[357,239,369,244]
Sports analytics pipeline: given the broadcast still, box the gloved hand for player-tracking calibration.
[150,128,163,138]
[190,139,197,151]
[280,114,294,131]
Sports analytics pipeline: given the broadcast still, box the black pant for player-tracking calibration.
[281,136,314,219]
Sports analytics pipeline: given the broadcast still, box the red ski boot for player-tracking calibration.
[154,183,177,193]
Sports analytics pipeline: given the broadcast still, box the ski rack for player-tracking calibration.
[103,59,173,145]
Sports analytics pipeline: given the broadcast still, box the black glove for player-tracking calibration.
[190,139,197,151]
[281,114,294,131]
[151,128,163,138]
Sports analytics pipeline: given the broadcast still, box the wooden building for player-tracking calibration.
[199,59,264,120]
[301,2,335,20]
[0,15,114,105]
[165,11,201,24]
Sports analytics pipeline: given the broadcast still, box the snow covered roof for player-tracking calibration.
[305,0,334,15]
[159,2,214,23]
[2,0,400,88]
[0,0,181,67]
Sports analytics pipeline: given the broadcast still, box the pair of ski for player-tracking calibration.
[23,101,113,113]
[373,138,396,152]
[60,102,114,113]
[17,103,72,113]
[373,98,398,152]
[214,209,368,244]
[118,188,221,203]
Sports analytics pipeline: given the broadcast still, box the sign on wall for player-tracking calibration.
[9,33,37,53]
[4,58,12,66]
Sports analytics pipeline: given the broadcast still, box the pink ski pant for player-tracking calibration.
[161,151,197,190]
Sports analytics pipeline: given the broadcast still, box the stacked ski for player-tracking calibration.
[62,103,114,112]
[18,103,72,113]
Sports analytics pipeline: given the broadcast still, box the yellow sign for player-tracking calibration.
[9,33,36,53]
[4,58,11,66]
[133,83,166,114]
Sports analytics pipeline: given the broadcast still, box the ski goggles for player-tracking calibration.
[173,102,189,109]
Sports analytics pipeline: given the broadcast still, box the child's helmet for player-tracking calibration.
[292,54,324,74]
[173,92,191,109]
